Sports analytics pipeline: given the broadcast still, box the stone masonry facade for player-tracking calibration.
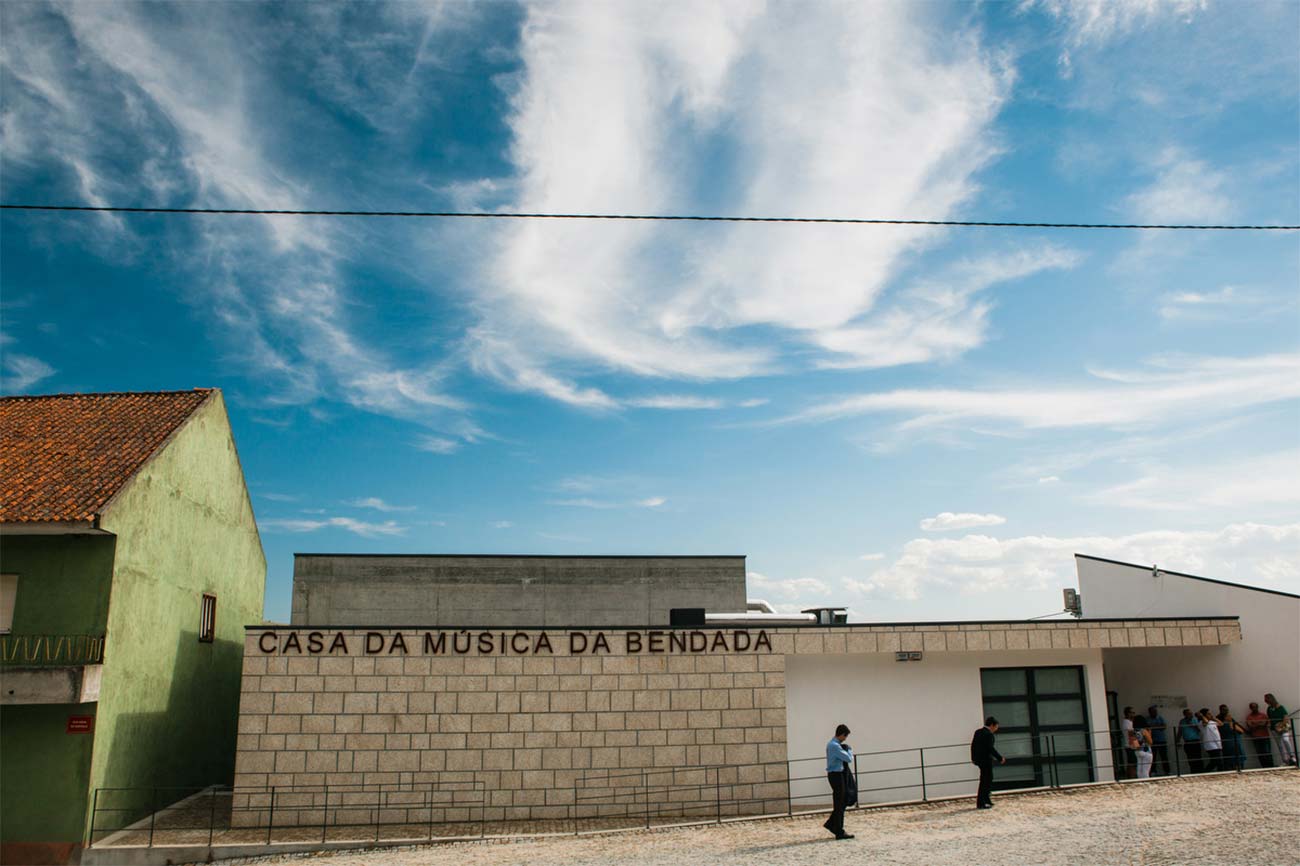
[233,618,1240,828]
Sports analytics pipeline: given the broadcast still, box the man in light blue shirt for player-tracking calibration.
[823,724,855,840]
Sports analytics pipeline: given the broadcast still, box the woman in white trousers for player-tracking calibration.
[1134,717,1154,779]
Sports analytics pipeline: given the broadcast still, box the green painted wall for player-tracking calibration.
[89,391,265,818]
[0,703,97,844]
[0,534,114,847]
[0,534,115,634]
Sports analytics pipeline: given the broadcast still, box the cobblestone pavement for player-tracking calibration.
[219,772,1300,866]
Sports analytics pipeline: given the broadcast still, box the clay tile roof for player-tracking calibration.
[0,389,214,525]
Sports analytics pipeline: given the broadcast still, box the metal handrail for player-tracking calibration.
[88,779,488,848]
[88,721,1298,848]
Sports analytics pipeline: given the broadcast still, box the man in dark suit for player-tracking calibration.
[970,716,1005,809]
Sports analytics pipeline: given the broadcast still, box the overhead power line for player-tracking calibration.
[1,203,1296,230]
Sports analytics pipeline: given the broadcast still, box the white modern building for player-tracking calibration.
[1077,554,1300,736]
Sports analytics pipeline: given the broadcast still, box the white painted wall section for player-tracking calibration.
[784,649,1113,807]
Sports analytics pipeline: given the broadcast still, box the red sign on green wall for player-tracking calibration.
[66,715,94,734]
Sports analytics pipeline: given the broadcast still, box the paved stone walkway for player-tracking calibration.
[218,771,1300,866]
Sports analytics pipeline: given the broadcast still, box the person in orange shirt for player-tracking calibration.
[1244,702,1273,769]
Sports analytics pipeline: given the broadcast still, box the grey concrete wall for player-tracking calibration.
[290,555,748,627]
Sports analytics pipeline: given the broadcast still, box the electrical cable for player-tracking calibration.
[1,203,1296,230]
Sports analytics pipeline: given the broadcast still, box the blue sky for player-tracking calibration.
[2,0,1297,623]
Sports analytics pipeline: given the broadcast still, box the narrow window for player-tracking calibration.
[199,593,217,642]
[0,574,17,634]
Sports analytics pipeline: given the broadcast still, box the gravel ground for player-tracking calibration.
[217,771,1299,866]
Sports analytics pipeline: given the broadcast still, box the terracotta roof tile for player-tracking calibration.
[0,389,213,524]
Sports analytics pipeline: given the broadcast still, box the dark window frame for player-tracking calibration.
[980,664,1094,791]
[199,593,217,643]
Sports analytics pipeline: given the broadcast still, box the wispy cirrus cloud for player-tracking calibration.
[1157,286,1282,322]
[780,352,1300,434]
[812,244,1083,370]
[414,435,461,455]
[260,515,406,537]
[1083,448,1300,512]
[1026,0,1207,49]
[1127,147,1233,224]
[0,350,56,393]
[549,495,667,510]
[466,1,1013,405]
[345,497,417,512]
[1,2,470,427]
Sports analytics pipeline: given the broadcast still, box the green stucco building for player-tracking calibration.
[0,389,266,864]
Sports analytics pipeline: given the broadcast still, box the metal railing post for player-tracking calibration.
[918,748,927,802]
[1048,735,1057,788]
[321,784,328,843]
[573,775,579,836]
[209,787,218,846]
[148,786,157,848]
[1290,721,1298,770]
[644,771,650,830]
[266,787,275,845]
[89,788,99,847]
[428,784,434,842]
[375,787,382,842]
[715,767,722,824]
[786,761,793,818]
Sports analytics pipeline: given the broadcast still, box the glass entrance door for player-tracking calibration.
[980,665,1094,790]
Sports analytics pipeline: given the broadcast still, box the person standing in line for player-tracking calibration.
[1146,705,1170,777]
[1177,708,1203,773]
[1265,693,1297,766]
[970,716,1005,810]
[1120,707,1137,779]
[1217,705,1247,770]
[1132,716,1154,779]
[823,724,855,840]
[1198,708,1224,771]
[1245,702,1274,768]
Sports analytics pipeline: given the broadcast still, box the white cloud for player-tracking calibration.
[1038,476,1061,484]
[627,395,724,410]
[467,2,1013,403]
[850,521,1300,601]
[0,353,56,393]
[747,571,832,604]
[1127,148,1233,224]
[782,352,1300,434]
[813,244,1082,369]
[1027,0,1207,49]
[491,520,513,529]
[2,4,466,423]
[415,435,461,455]
[260,515,406,537]
[548,495,668,510]
[259,492,301,502]
[1084,448,1300,512]
[920,512,1008,532]
[549,498,618,510]
[1157,286,1278,321]
[346,497,417,513]
[858,553,886,561]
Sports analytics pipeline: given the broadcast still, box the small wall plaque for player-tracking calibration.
[66,715,94,734]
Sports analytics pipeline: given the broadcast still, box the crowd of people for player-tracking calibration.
[1121,693,1297,779]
